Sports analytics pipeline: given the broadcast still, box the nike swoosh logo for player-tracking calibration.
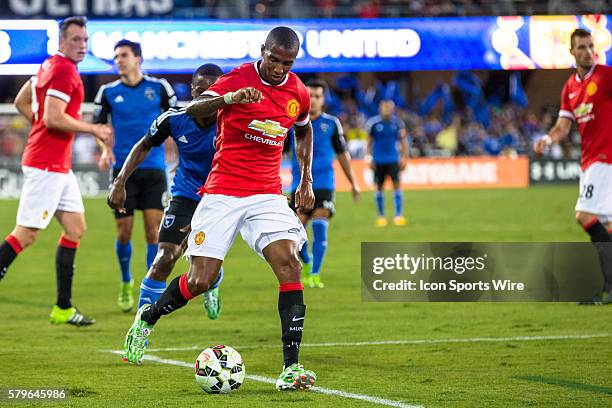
[292,316,305,322]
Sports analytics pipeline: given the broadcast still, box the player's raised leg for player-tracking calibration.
[263,239,316,390]
[50,210,95,326]
[124,255,222,364]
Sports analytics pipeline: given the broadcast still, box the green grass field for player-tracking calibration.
[0,185,610,408]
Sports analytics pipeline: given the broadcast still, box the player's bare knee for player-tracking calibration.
[13,227,38,248]
[273,253,302,282]
[575,211,596,227]
[144,228,159,245]
[186,272,211,295]
[150,249,179,281]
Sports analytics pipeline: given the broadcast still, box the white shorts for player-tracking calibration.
[16,166,85,229]
[575,162,612,223]
[185,194,307,260]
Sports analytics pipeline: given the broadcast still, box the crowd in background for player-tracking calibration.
[174,0,609,19]
[0,70,581,165]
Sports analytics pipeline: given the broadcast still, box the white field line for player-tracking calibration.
[105,351,422,408]
[129,333,610,353]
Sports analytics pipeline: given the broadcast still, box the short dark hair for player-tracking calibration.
[59,16,87,38]
[306,79,328,93]
[114,39,142,58]
[570,28,591,48]
[264,26,300,51]
[193,63,223,82]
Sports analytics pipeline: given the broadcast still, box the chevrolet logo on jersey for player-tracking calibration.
[247,119,288,138]
[573,102,593,118]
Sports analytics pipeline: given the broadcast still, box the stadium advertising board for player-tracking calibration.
[530,158,581,183]
[0,15,610,74]
[323,157,530,191]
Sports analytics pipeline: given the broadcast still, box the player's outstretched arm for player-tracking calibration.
[337,152,360,202]
[14,79,33,120]
[107,137,154,212]
[293,122,315,212]
[44,96,111,143]
[534,117,572,154]
[186,87,263,118]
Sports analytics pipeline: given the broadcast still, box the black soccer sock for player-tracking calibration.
[142,274,191,326]
[583,220,612,292]
[0,235,22,281]
[56,236,78,309]
[278,283,306,368]
[584,219,611,243]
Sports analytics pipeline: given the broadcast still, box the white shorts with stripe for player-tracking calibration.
[185,194,307,260]
[575,162,612,223]
[16,166,85,229]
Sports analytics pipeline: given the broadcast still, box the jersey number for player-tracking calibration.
[581,184,594,199]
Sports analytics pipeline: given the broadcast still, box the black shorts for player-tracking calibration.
[289,189,335,218]
[158,195,199,245]
[111,168,167,219]
[374,163,400,186]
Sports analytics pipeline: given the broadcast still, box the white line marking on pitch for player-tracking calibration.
[137,333,610,353]
[105,351,422,408]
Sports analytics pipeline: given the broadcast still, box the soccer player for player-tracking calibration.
[93,39,177,312]
[108,64,224,319]
[0,16,112,325]
[365,100,408,227]
[286,79,360,288]
[534,29,612,305]
[122,26,318,391]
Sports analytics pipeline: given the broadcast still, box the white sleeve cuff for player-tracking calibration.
[202,90,220,97]
[294,117,310,127]
[559,110,575,121]
[47,89,70,103]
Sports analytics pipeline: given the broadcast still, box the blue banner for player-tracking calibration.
[1,15,611,74]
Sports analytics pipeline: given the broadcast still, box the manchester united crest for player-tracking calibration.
[194,231,206,245]
[586,81,598,96]
[285,98,300,118]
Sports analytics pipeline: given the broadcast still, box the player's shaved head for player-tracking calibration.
[191,63,222,103]
[193,63,223,82]
[264,26,300,52]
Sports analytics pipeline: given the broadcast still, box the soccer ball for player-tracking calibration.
[194,345,245,394]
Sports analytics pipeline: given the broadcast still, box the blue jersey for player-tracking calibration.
[366,115,405,165]
[287,113,346,191]
[145,108,216,203]
[93,75,176,170]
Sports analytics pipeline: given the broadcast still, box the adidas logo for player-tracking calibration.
[114,95,124,103]
[177,135,188,143]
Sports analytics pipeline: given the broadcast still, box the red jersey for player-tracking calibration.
[22,53,84,173]
[201,62,310,196]
[559,64,612,170]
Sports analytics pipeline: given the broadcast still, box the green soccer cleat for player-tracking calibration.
[203,286,222,320]
[117,280,134,312]
[276,363,317,391]
[123,304,153,364]
[49,305,96,326]
[303,274,325,289]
